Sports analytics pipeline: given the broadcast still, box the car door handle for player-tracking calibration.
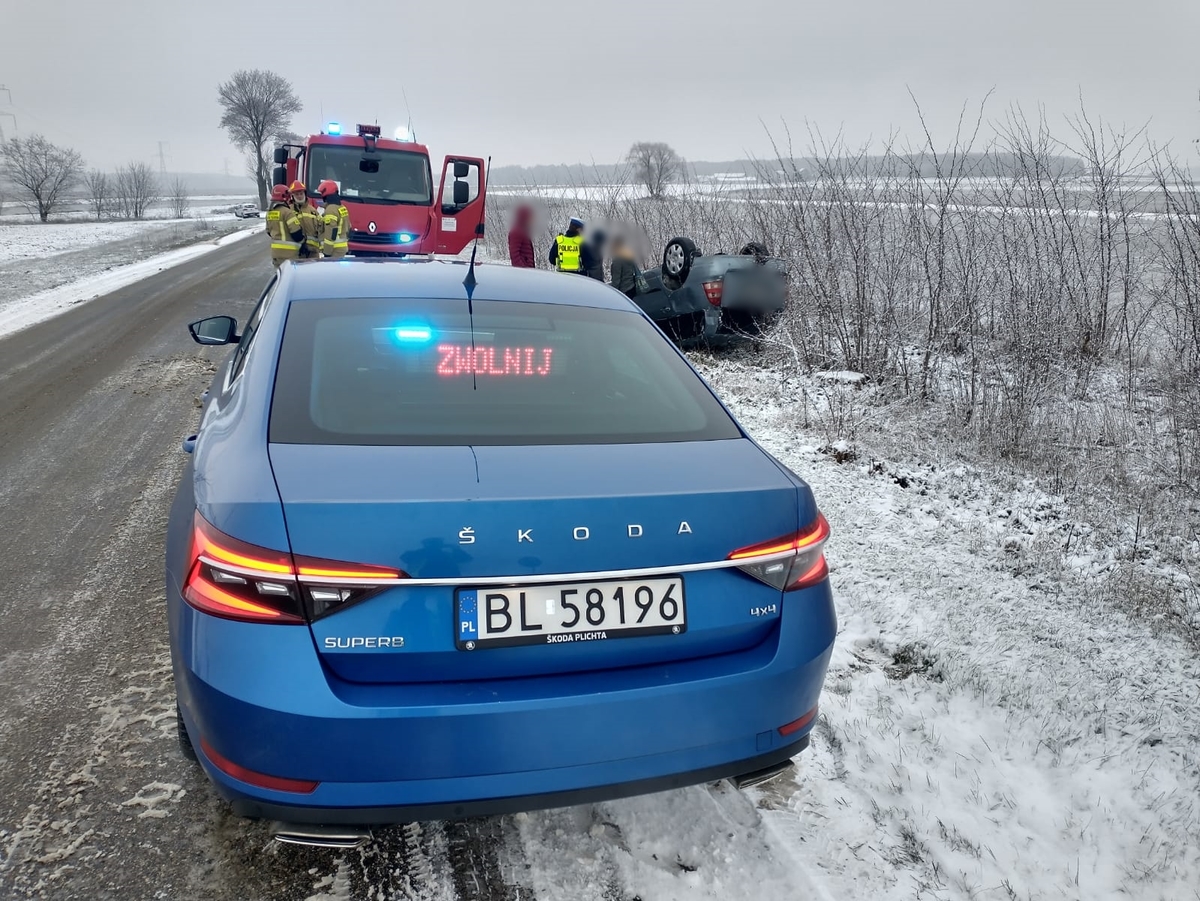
[182,434,198,454]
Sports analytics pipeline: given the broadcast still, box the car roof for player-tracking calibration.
[282,260,635,311]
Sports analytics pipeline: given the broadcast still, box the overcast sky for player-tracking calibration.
[1,0,1197,173]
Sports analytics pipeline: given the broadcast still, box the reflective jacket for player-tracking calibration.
[265,202,301,264]
[294,200,323,256]
[553,234,584,272]
[321,202,351,259]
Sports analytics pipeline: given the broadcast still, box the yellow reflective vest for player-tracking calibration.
[321,203,351,259]
[555,234,584,272]
[295,200,323,256]
[265,202,301,265]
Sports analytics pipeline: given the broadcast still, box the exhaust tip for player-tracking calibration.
[269,822,372,849]
[730,760,794,791]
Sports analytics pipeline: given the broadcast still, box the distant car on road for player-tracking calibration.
[633,238,788,346]
[232,203,260,218]
[168,260,834,843]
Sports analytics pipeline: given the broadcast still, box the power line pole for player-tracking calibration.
[157,141,169,175]
[0,85,15,144]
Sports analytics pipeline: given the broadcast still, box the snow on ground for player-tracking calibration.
[0,219,201,265]
[469,358,1200,901]
[681,357,1200,900]
[0,226,259,341]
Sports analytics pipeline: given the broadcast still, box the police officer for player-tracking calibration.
[316,180,351,260]
[549,217,586,273]
[265,184,303,267]
[288,180,323,259]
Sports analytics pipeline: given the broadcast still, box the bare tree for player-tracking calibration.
[114,162,160,219]
[84,169,112,220]
[1,133,83,222]
[627,142,683,200]
[169,176,190,218]
[217,70,302,207]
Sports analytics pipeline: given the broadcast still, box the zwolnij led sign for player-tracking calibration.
[437,344,554,377]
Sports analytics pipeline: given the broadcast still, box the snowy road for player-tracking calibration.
[0,241,1195,899]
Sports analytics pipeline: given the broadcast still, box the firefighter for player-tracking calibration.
[288,180,323,258]
[316,180,351,260]
[549,217,586,273]
[265,184,303,267]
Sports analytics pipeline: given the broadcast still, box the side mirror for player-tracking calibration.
[273,147,288,165]
[188,315,239,346]
[272,166,287,187]
[452,180,470,205]
[453,160,470,178]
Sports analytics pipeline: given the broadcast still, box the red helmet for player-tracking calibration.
[270,184,289,202]
[316,179,340,199]
[288,180,307,194]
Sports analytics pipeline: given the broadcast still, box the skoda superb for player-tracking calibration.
[166,260,835,835]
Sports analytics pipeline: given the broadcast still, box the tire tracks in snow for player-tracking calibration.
[510,780,837,901]
[295,818,537,901]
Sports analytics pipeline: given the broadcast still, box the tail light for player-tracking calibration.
[728,512,830,592]
[294,553,404,618]
[199,737,319,794]
[185,513,404,623]
[779,705,819,737]
[702,280,723,306]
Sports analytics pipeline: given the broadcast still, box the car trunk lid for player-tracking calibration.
[268,440,807,683]
[715,257,788,315]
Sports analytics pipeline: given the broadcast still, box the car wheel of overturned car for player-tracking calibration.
[740,241,770,260]
[662,236,698,287]
[177,703,198,763]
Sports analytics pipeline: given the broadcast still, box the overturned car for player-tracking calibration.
[631,238,788,346]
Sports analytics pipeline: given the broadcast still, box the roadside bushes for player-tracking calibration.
[489,106,1200,636]
[495,108,1200,488]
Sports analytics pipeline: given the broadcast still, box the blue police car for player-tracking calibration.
[166,259,834,840]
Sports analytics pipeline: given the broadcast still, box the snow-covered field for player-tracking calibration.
[0,218,201,265]
[0,217,261,340]
[0,227,259,341]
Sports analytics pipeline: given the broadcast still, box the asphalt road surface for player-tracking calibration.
[0,241,530,900]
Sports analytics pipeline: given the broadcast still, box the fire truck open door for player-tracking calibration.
[433,157,486,255]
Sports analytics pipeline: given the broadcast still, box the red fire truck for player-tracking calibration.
[272,123,486,257]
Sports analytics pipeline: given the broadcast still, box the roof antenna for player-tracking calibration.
[461,156,491,391]
[402,88,415,143]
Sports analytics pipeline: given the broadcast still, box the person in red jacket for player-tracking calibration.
[507,204,536,268]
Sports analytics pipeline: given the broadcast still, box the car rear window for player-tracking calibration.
[269,298,742,446]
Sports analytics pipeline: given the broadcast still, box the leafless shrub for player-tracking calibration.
[169,177,190,218]
[84,169,112,220]
[114,162,160,219]
[489,99,1200,637]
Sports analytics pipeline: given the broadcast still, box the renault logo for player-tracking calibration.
[368,221,377,234]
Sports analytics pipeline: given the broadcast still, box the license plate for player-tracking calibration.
[456,577,686,649]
